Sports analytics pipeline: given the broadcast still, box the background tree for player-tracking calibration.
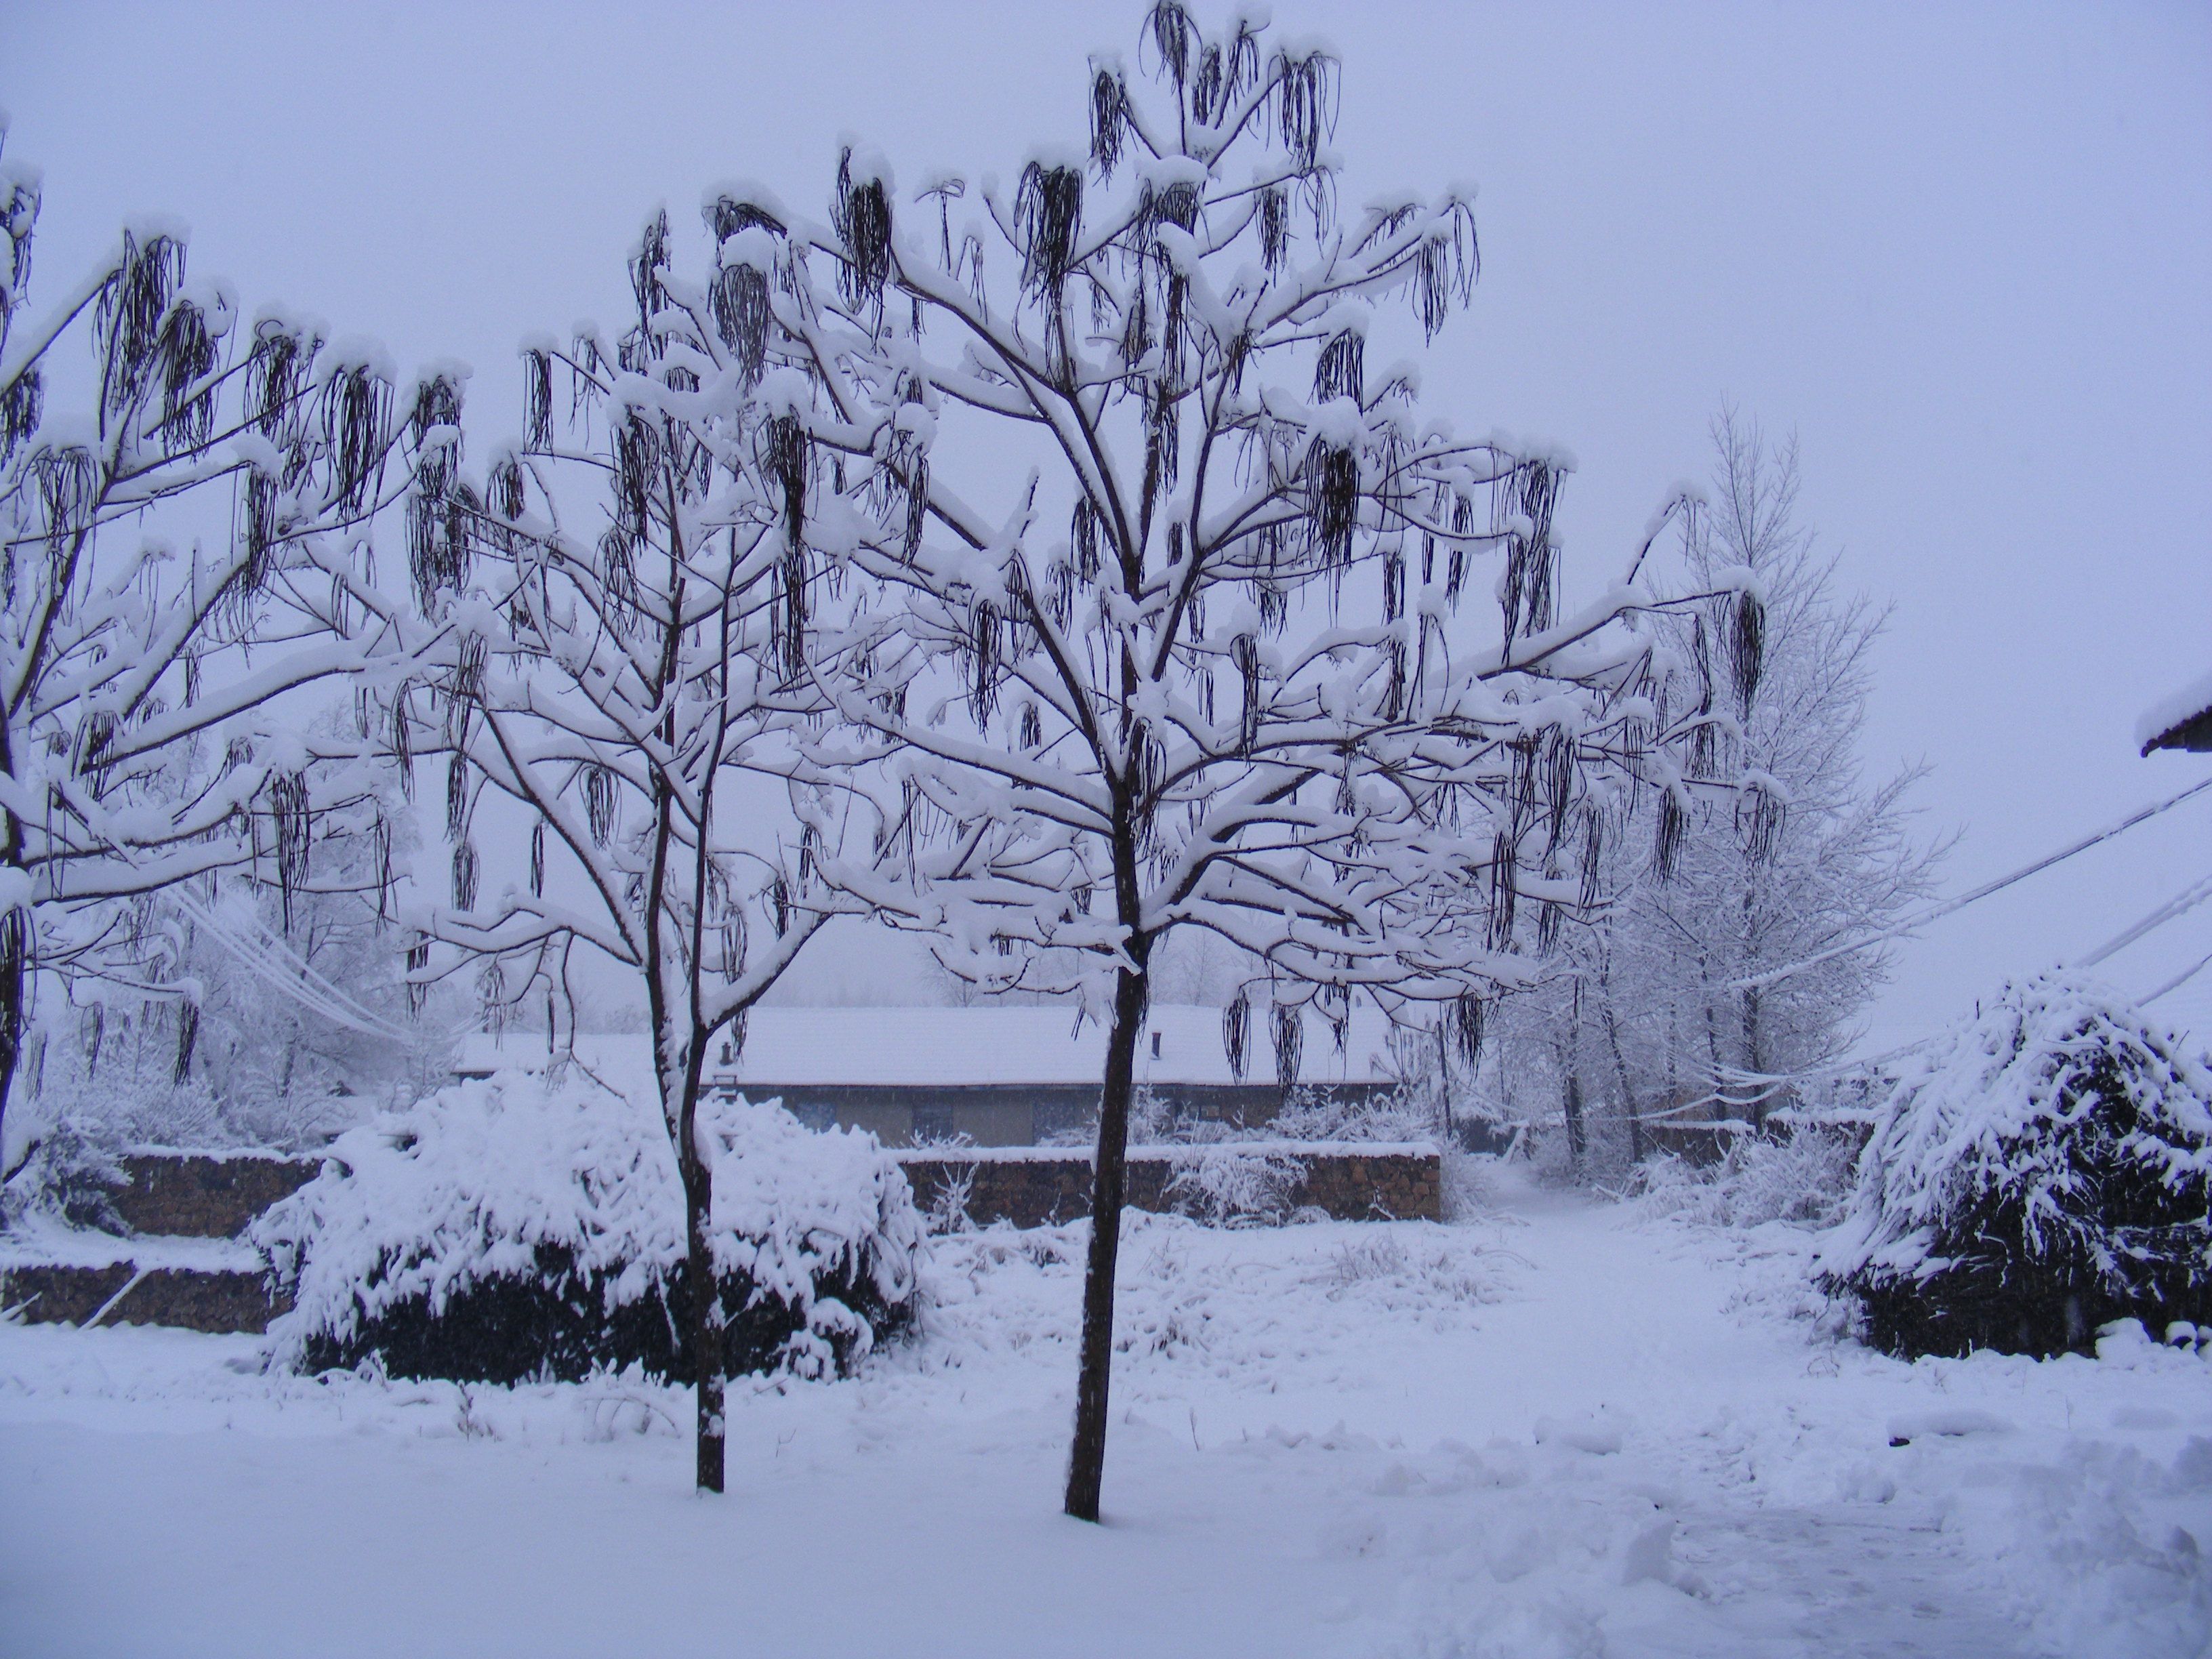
[0,121,423,1171]
[1484,413,1939,1165]
[694,5,1740,1519]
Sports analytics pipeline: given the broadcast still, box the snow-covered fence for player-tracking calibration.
[251,1076,924,1385]
[897,1142,1441,1230]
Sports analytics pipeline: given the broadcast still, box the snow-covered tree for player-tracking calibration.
[1484,415,1939,1169]
[0,125,424,1170]
[382,239,899,1492]
[692,6,1737,1519]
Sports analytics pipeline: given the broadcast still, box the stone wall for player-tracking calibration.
[0,1262,289,1333]
[108,1153,319,1237]
[896,1142,1441,1227]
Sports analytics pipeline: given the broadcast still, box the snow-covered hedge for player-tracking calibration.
[1816,974,2212,1358]
[253,1073,923,1384]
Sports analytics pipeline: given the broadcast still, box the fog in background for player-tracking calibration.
[5,0,2207,1054]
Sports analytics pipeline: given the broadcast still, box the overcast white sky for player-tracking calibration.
[5,1,2208,1054]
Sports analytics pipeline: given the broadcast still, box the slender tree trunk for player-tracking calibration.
[0,937,22,1181]
[683,1135,724,1494]
[1562,1066,1586,1174]
[1604,1001,1643,1165]
[1064,956,1148,1522]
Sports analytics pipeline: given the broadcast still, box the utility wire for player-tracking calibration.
[1731,773,2212,992]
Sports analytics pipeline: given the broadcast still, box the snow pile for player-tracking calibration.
[1817,973,2212,1357]
[253,1072,921,1382]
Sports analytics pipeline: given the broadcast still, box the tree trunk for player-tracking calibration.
[1561,1056,1586,1174]
[1063,957,1147,1522]
[670,1025,724,1496]
[0,913,22,1180]
[684,1146,724,1494]
[1605,1000,1643,1164]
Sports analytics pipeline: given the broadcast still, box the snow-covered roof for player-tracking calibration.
[2135,667,2212,754]
[455,1004,1402,1099]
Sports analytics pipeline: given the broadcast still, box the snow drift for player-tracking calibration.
[253,1072,923,1383]
[1818,972,2212,1357]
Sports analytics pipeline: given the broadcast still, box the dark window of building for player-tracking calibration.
[912,1103,955,1144]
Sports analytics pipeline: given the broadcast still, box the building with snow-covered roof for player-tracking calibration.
[455,1004,1404,1147]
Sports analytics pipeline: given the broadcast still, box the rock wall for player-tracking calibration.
[897,1142,1441,1227]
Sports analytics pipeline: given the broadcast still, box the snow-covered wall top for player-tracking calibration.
[457,1005,1401,1094]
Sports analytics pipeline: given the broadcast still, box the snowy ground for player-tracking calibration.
[3,1164,2207,1658]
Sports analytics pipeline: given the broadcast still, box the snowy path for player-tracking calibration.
[2,1168,2207,1657]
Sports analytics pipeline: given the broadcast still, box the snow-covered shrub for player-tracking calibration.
[253,1073,922,1385]
[1816,974,2212,1358]
[1272,1085,1440,1145]
[1633,1125,1862,1228]
[1164,1144,1307,1225]
[0,1118,126,1233]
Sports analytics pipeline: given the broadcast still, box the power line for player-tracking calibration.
[1732,773,2212,992]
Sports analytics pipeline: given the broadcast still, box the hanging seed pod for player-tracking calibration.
[1275,48,1334,171]
[1223,987,1251,1081]
[268,771,310,933]
[1579,804,1605,909]
[1258,185,1289,273]
[769,874,790,937]
[1313,327,1363,405]
[1382,546,1403,623]
[1071,498,1101,581]
[762,411,807,550]
[1452,992,1484,1068]
[405,933,430,1017]
[490,453,525,521]
[1488,830,1517,950]
[1231,633,1261,755]
[96,230,184,416]
[451,838,480,909]
[968,600,1001,721]
[1149,1,1194,84]
[445,753,469,840]
[1019,702,1042,750]
[1732,588,1765,712]
[529,821,546,897]
[583,763,617,846]
[831,148,893,312]
[710,259,772,388]
[1412,200,1479,341]
[1654,787,1687,882]
[324,359,393,516]
[156,295,218,448]
[521,346,553,450]
[1303,437,1359,568]
[1737,775,1786,865]
[630,208,670,337]
[245,320,304,440]
[1090,63,1127,177]
[1016,162,1084,298]
[1271,1002,1304,1090]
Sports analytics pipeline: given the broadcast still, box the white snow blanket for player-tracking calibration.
[4,1162,2207,1656]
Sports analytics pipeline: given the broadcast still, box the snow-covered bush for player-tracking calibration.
[1816,974,2212,1358]
[1633,1125,1862,1228]
[1164,1145,1307,1226]
[253,1072,922,1385]
[0,1118,126,1233]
